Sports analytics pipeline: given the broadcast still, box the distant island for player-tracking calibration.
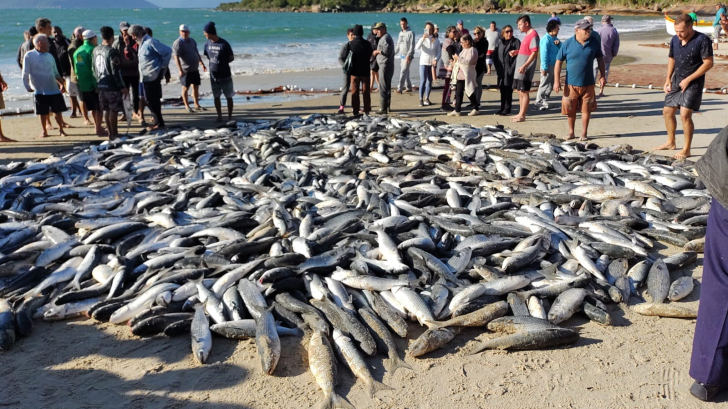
[0,0,156,8]
[218,0,717,16]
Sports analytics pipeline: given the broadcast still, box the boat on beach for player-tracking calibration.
[665,13,724,36]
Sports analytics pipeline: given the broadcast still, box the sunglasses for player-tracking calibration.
[504,30,513,33]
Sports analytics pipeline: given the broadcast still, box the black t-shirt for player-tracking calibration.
[474,38,489,74]
[204,37,234,80]
[669,31,713,88]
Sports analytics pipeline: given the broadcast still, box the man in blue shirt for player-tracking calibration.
[553,18,605,142]
[203,22,235,123]
[535,19,561,110]
[130,24,171,132]
[713,3,726,50]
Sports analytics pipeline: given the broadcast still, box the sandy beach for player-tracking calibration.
[0,36,724,408]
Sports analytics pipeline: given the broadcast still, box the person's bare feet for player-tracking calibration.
[511,115,525,123]
[70,113,78,118]
[96,129,109,137]
[59,129,68,137]
[564,134,576,141]
[84,119,92,126]
[62,122,73,128]
[47,123,56,130]
[673,149,690,159]
[579,135,588,141]
[654,142,677,151]
[38,132,49,138]
[0,136,17,142]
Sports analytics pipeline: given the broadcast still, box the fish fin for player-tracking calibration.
[383,354,413,374]
[423,319,444,330]
[538,263,559,280]
[188,275,204,286]
[367,378,394,398]
[331,393,355,409]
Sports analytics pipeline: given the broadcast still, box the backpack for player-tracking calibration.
[342,43,354,75]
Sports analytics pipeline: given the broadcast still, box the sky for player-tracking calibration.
[150,0,223,7]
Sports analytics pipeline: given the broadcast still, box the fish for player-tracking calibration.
[668,276,695,302]
[0,114,709,406]
[308,330,354,409]
[632,303,698,318]
[332,329,393,398]
[191,304,212,364]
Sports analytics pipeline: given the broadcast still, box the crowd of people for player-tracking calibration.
[7,17,237,140]
[338,14,622,131]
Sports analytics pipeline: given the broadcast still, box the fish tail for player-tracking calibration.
[313,393,355,409]
[367,378,394,398]
[383,354,413,374]
[423,319,444,330]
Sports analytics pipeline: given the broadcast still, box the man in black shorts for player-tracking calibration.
[656,13,714,159]
[22,34,67,138]
[173,24,206,113]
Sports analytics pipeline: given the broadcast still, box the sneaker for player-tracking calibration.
[423,100,431,106]
[538,106,548,111]
[419,100,424,107]
[468,109,480,116]
[404,88,412,93]
[186,107,195,113]
[447,110,461,116]
[440,104,453,112]
[395,89,402,94]
[337,109,345,115]
[375,109,388,115]
[690,381,723,402]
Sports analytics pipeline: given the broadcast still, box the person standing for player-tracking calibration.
[22,34,67,138]
[485,21,499,75]
[655,14,713,159]
[535,19,561,111]
[337,28,355,115]
[130,24,172,131]
[395,17,415,94]
[67,26,86,121]
[457,20,470,36]
[548,12,562,24]
[173,24,207,113]
[93,26,127,139]
[511,15,539,122]
[0,71,16,142]
[114,22,141,121]
[372,22,394,115]
[689,9,699,23]
[416,22,440,107]
[472,26,488,107]
[440,26,461,111]
[74,30,106,136]
[203,22,234,123]
[17,29,32,69]
[448,34,479,117]
[367,26,380,93]
[595,15,620,97]
[36,18,63,77]
[553,18,605,142]
[493,25,520,116]
[345,25,373,116]
[713,3,726,50]
[52,26,78,118]
[689,124,728,403]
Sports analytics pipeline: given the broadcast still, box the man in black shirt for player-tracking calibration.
[655,13,714,159]
[203,21,235,123]
[346,25,373,116]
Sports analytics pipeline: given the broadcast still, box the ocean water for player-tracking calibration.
[1,9,664,104]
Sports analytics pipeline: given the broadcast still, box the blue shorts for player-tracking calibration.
[211,77,234,99]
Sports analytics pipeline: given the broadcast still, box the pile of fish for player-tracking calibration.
[0,114,707,405]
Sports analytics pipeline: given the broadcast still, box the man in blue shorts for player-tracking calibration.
[655,13,714,159]
[203,21,235,123]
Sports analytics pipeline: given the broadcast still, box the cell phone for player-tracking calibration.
[424,28,429,35]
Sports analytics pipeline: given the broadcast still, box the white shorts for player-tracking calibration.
[65,77,80,97]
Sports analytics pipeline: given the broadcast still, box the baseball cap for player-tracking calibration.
[373,22,386,29]
[457,19,464,25]
[602,14,613,23]
[82,29,97,40]
[119,22,130,31]
[179,24,190,32]
[575,18,593,30]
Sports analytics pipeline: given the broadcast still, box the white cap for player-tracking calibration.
[179,24,190,32]
[82,30,97,40]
